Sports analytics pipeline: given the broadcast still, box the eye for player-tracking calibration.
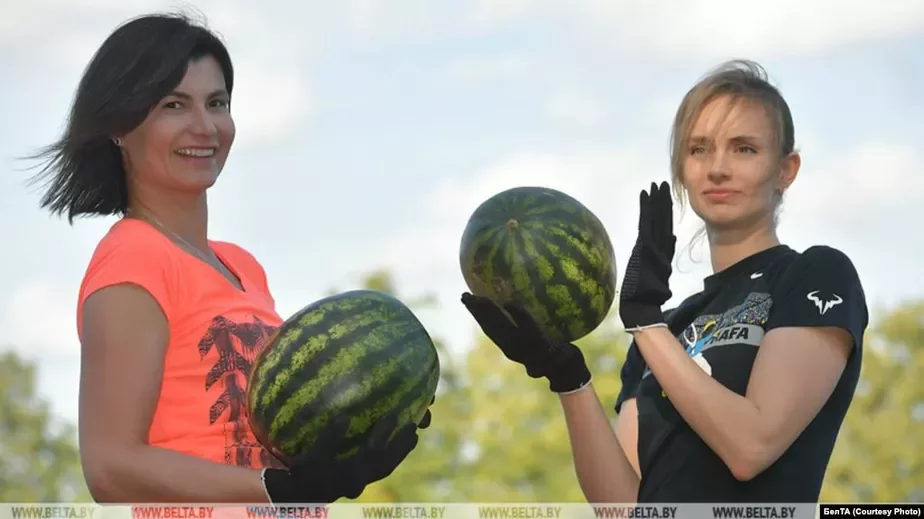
[689,146,707,155]
[737,145,757,154]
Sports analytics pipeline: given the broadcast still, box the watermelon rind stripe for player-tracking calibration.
[277,330,431,453]
[529,229,613,336]
[252,297,393,407]
[260,312,396,408]
[329,333,440,458]
[267,323,428,446]
[289,346,438,458]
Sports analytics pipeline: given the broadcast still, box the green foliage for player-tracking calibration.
[820,302,924,502]
[0,350,91,502]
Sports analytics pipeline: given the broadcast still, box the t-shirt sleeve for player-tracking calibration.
[77,238,178,339]
[764,246,868,351]
[614,339,646,413]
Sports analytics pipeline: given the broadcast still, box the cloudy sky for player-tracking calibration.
[2,0,923,427]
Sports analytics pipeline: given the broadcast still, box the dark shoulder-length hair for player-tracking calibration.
[28,12,234,224]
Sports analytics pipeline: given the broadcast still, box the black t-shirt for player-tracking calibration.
[614,244,868,503]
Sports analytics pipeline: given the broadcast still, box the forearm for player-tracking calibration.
[559,384,639,503]
[631,328,765,478]
[87,444,270,503]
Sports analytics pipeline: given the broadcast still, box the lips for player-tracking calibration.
[703,189,739,201]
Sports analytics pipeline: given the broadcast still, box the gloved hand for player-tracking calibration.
[461,293,591,393]
[619,181,676,332]
[261,399,432,504]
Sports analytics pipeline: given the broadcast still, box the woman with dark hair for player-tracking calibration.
[462,60,867,504]
[31,13,431,504]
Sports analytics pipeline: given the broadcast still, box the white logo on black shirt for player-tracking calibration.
[806,290,843,315]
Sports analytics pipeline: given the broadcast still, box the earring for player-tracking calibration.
[113,137,122,146]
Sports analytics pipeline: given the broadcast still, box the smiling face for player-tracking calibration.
[679,94,800,233]
[118,54,234,194]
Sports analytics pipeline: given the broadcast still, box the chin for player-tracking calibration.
[189,168,222,189]
[172,176,219,194]
[701,210,770,233]
[693,205,749,229]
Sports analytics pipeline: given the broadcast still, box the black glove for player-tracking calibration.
[261,399,432,504]
[461,293,591,393]
[619,181,676,331]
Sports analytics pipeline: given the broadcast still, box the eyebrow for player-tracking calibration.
[168,89,230,99]
[688,135,762,145]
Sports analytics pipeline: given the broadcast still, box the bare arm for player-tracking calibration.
[79,284,269,503]
[558,384,639,503]
[631,325,853,481]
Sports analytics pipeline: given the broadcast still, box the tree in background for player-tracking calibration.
[0,350,91,502]
[820,301,924,502]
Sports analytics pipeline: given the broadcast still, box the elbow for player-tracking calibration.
[725,438,778,482]
[82,448,127,502]
[728,458,761,482]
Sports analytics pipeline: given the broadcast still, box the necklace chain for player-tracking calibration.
[128,209,234,281]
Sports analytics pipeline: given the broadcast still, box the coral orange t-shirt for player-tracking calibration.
[76,218,286,470]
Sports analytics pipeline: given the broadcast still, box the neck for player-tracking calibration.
[707,222,780,273]
[127,186,210,252]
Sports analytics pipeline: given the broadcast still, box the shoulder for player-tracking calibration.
[790,245,860,275]
[765,244,868,349]
[769,244,865,297]
[778,245,860,282]
[82,219,178,283]
[78,220,182,333]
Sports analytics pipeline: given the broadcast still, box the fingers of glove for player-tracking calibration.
[501,301,544,338]
[460,291,482,308]
[461,293,510,329]
[286,414,351,471]
[650,182,664,241]
[366,410,401,451]
[343,484,366,500]
[377,424,419,468]
[418,408,432,429]
[638,189,650,236]
[416,393,435,429]
[358,424,418,485]
[656,181,674,250]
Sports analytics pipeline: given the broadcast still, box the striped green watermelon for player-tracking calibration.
[245,289,440,465]
[459,186,618,343]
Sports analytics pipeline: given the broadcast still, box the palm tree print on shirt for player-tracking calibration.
[197,314,284,468]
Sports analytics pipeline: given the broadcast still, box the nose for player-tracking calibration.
[707,148,731,183]
[188,105,219,137]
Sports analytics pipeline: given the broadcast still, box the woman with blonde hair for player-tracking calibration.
[462,59,866,503]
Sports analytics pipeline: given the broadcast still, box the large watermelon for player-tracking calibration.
[246,289,440,465]
[459,186,618,343]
